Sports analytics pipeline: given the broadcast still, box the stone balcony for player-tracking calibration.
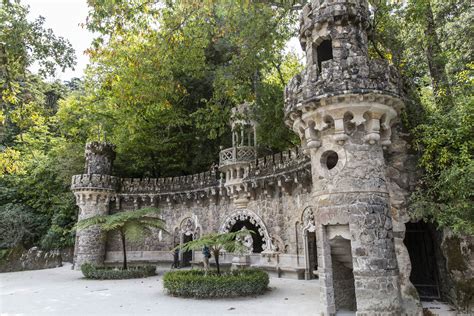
[219,146,257,168]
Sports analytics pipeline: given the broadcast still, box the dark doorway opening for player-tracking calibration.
[182,234,193,267]
[404,221,440,299]
[316,39,333,73]
[306,231,318,279]
[329,237,356,311]
[230,219,264,253]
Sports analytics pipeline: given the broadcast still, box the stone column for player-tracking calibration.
[71,142,117,270]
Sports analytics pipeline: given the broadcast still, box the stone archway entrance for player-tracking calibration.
[229,219,264,253]
[404,221,441,299]
[220,209,272,253]
[302,207,318,279]
[178,217,200,267]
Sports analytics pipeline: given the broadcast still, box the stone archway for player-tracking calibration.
[177,217,200,266]
[220,209,272,252]
[301,206,318,279]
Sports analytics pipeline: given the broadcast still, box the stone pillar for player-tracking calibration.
[284,0,419,314]
[71,142,117,270]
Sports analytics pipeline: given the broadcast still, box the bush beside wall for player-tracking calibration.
[163,269,269,298]
[81,263,156,279]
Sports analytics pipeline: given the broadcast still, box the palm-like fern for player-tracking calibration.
[76,207,167,269]
[178,229,254,275]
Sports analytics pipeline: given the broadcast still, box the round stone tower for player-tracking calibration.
[71,142,118,269]
[285,0,418,314]
[219,102,257,208]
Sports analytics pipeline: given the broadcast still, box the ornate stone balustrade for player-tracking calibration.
[219,146,257,167]
[71,174,119,191]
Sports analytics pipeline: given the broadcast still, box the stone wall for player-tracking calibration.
[0,247,62,273]
[104,183,313,267]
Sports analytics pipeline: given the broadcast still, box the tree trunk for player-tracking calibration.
[120,230,127,270]
[424,0,453,109]
[213,249,220,275]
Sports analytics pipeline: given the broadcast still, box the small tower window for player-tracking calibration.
[316,39,333,73]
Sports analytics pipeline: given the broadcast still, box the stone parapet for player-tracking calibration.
[249,146,308,177]
[119,170,220,194]
[71,174,119,192]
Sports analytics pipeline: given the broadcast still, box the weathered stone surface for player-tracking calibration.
[0,247,62,272]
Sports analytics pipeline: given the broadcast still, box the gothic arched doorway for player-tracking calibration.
[220,209,272,253]
[178,217,200,267]
[229,219,264,253]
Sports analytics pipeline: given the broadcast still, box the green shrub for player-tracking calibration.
[163,268,269,298]
[81,263,156,280]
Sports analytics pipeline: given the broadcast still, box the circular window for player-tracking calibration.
[321,150,338,170]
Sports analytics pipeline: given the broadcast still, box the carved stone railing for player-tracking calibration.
[219,146,257,167]
[71,174,120,191]
[284,59,403,118]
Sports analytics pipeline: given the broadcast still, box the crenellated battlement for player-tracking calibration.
[249,146,307,176]
[118,170,221,194]
[71,147,310,197]
[71,174,119,192]
[300,1,369,47]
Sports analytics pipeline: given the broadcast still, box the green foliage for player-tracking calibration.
[0,0,79,251]
[76,207,167,240]
[163,268,269,298]
[0,198,48,249]
[370,0,473,234]
[80,262,156,280]
[59,1,300,178]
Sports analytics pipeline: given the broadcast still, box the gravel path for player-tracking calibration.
[1,264,452,315]
[0,264,321,316]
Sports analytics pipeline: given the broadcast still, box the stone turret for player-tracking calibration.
[219,102,257,208]
[285,1,420,314]
[71,142,118,269]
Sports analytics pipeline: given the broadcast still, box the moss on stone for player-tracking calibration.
[444,236,467,272]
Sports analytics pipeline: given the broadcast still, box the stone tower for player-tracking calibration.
[71,142,118,269]
[285,0,417,314]
[219,102,258,208]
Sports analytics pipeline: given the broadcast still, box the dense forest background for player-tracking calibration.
[0,0,472,252]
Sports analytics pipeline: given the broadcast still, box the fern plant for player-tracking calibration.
[76,207,167,269]
[177,229,253,275]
